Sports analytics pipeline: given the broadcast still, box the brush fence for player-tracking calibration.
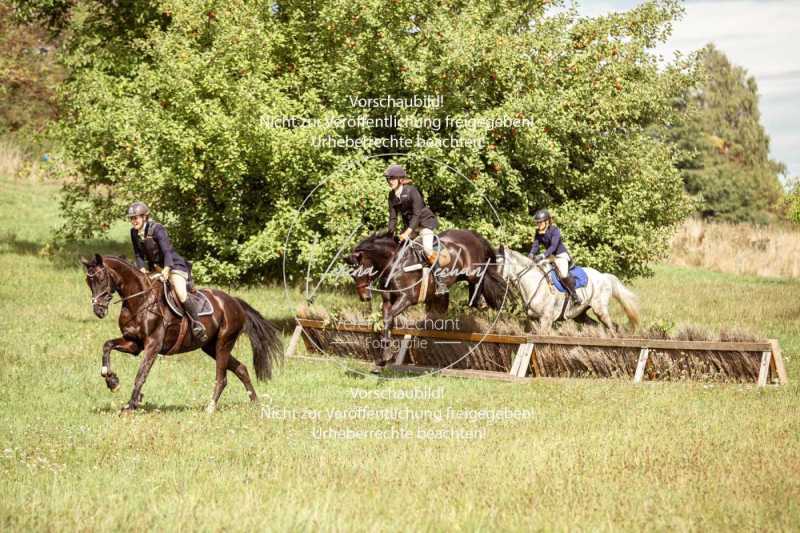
[287,318,788,386]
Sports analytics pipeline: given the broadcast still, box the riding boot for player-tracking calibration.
[561,275,583,306]
[183,298,208,343]
[428,253,449,295]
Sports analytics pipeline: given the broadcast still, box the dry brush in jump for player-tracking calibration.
[286,308,788,386]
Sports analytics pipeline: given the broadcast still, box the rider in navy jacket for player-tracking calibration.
[128,202,206,341]
[527,209,582,305]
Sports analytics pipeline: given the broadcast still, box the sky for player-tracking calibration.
[576,0,800,181]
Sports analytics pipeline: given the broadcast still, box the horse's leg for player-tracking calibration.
[575,310,599,327]
[226,355,258,403]
[595,309,616,332]
[205,337,234,414]
[101,337,141,392]
[375,295,412,370]
[589,286,617,333]
[121,337,161,413]
[425,293,449,320]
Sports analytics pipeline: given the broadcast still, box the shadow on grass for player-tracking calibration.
[1,230,129,270]
[92,401,262,415]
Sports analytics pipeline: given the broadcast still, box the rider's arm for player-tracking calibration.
[528,239,540,258]
[408,187,424,230]
[387,194,398,234]
[544,226,562,257]
[153,224,176,268]
[131,228,146,270]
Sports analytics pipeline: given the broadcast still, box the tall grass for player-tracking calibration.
[670,218,800,278]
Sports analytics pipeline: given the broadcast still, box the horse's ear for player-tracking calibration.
[94,253,103,266]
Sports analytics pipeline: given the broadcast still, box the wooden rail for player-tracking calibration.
[289,318,788,386]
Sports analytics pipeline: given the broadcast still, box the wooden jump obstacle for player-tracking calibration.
[286,318,789,386]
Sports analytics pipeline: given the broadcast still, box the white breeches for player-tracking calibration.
[419,228,435,256]
[553,252,570,278]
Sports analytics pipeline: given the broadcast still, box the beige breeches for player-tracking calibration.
[169,270,189,302]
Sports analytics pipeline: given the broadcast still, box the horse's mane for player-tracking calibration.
[103,255,138,270]
[98,255,147,279]
[505,247,531,264]
[354,230,397,253]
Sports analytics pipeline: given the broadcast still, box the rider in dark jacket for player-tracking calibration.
[528,209,582,305]
[128,202,207,342]
[385,164,448,295]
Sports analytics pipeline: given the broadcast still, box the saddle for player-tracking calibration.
[163,285,214,318]
[547,266,589,293]
[409,235,451,267]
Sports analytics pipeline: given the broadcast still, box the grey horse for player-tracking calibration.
[498,246,640,332]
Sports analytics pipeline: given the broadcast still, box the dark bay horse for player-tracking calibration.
[81,254,282,413]
[345,230,509,371]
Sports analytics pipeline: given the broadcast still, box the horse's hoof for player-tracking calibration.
[119,405,134,416]
[370,365,384,375]
[205,402,216,414]
[106,374,120,392]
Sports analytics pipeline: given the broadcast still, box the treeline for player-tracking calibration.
[660,44,787,224]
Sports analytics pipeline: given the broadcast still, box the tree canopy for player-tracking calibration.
[30,0,694,282]
[664,44,785,224]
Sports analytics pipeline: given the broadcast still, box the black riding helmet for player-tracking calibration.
[534,209,551,223]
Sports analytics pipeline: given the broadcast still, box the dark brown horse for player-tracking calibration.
[81,254,282,413]
[345,230,509,371]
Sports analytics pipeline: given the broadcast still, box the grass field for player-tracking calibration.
[1,174,799,531]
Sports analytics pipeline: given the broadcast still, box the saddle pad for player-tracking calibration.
[548,266,589,293]
[165,288,214,318]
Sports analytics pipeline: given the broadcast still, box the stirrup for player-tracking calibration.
[192,322,208,342]
[435,280,449,296]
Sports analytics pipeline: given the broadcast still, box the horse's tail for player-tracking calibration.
[236,298,283,381]
[475,235,510,310]
[608,274,640,330]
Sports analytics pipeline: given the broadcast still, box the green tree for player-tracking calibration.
[668,44,785,223]
[30,0,693,282]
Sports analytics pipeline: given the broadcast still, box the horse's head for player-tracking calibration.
[81,254,116,318]
[345,232,398,302]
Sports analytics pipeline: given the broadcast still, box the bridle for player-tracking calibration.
[87,265,157,308]
[86,267,114,307]
[502,250,551,310]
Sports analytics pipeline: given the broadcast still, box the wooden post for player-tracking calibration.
[757,350,772,387]
[633,348,650,384]
[285,324,304,358]
[395,334,413,365]
[529,344,542,377]
[511,343,533,378]
[769,339,789,385]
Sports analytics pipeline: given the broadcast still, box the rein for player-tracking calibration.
[506,257,550,310]
[111,286,154,305]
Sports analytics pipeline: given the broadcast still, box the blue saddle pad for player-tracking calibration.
[548,266,588,293]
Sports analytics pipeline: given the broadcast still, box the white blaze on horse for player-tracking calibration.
[498,246,639,332]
